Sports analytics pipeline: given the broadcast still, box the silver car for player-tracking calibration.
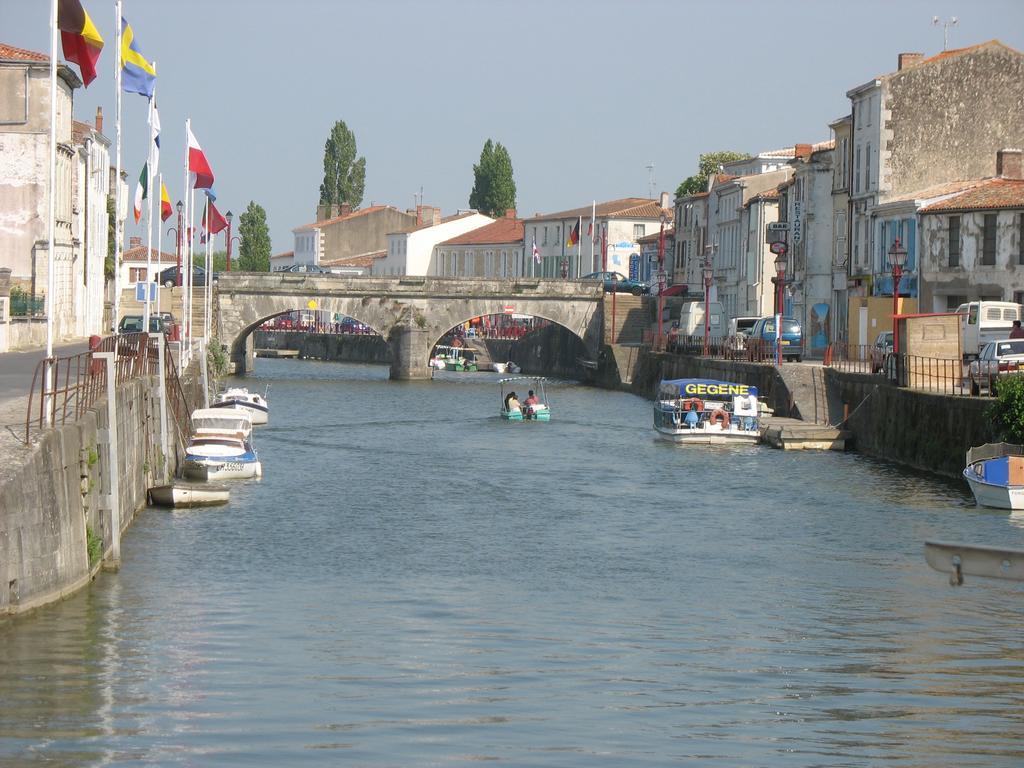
[968,338,1024,395]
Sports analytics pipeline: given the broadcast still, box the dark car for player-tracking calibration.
[158,264,217,287]
[748,316,804,362]
[281,263,331,274]
[871,331,894,373]
[117,314,166,334]
[580,271,650,295]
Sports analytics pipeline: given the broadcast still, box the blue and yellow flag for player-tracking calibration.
[120,16,156,98]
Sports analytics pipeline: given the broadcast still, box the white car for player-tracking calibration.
[968,339,1024,395]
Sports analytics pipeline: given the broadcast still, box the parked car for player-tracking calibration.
[281,263,331,274]
[117,314,166,334]
[748,316,804,362]
[968,338,1024,395]
[580,271,650,295]
[871,331,894,373]
[158,264,217,287]
[728,316,761,351]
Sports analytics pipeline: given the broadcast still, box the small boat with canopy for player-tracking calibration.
[653,378,760,444]
[499,376,551,421]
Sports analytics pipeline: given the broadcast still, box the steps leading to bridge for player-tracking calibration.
[118,286,213,335]
[603,295,648,345]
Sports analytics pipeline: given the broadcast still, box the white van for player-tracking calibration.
[957,301,1021,358]
[678,301,726,338]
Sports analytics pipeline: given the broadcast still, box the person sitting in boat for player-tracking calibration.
[505,391,521,413]
[523,389,540,419]
[733,393,758,431]
[684,400,701,429]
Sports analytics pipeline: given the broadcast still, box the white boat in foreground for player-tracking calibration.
[183,409,262,481]
[149,482,230,508]
[962,442,1024,510]
[653,378,761,445]
[212,386,269,425]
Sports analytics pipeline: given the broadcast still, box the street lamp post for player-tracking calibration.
[888,237,908,359]
[774,250,788,366]
[702,258,714,356]
[174,200,183,286]
[657,213,667,346]
[226,211,240,273]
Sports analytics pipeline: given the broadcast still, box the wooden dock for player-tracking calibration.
[760,416,850,451]
[256,349,299,358]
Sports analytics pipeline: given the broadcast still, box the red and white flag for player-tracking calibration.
[532,239,540,264]
[187,125,215,189]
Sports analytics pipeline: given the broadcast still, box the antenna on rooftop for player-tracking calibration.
[932,15,958,51]
[646,162,656,199]
[414,186,423,208]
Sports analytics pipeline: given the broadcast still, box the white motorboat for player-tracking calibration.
[149,482,230,508]
[212,386,269,425]
[492,362,508,374]
[183,409,262,481]
[963,442,1024,510]
[653,378,761,445]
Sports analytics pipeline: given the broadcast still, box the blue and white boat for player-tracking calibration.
[963,443,1024,510]
[212,386,269,425]
[182,409,262,481]
[653,378,761,445]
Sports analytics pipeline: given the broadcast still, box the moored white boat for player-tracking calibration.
[653,378,761,445]
[963,442,1024,510]
[183,409,262,481]
[149,482,230,508]
[212,386,269,425]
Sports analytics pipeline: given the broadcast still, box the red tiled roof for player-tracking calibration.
[293,205,395,232]
[271,251,294,260]
[745,189,781,206]
[321,250,386,268]
[713,174,738,185]
[122,246,175,263]
[636,226,675,244]
[527,198,673,223]
[884,179,988,204]
[439,217,524,246]
[0,43,48,62]
[918,178,1024,213]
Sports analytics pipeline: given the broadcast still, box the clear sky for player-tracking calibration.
[4,0,1024,254]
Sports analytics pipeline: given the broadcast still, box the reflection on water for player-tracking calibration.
[1,359,1023,766]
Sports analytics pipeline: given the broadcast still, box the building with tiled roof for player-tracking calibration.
[288,203,419,271]
[375,208,494,277]
[916,149,1024,312]
[524,196,674,279]
[0,41,107,350]
[435,213,525,278]
[844,40,1024,311]
[118,238,177,287]
[320,250,387,276]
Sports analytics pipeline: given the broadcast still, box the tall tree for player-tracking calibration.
[675,151,751,197]
[469,139,517,217]
[319,120,366,208]
[237,201,271,272]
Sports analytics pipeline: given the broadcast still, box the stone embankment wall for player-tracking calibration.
[253,331,391,364]
[1,369,204,617]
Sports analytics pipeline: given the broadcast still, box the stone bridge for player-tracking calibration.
[215,274,605,379]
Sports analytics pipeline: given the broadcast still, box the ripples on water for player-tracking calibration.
[1,359,1023,766]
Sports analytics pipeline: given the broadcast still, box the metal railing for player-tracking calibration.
[9,293,45,316]
[25,333,194,444]
[824,343,968,395]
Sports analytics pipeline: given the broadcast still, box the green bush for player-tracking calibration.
[86,525,103,567]
[987,374,1024,442]
[208,338,230,378]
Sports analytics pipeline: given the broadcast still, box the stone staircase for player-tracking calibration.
[119,286,212,335]
[603,294,649,345]
[775,363,832,425]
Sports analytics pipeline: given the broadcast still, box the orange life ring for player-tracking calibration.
[709,408,730,427]
[679,397,704,412]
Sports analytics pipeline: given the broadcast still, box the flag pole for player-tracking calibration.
[182,117,190,364]
[204,198,211,341]
[187,188,194,354]
[156,172,162,315]
[113,0,123,333]
[45,0,58,423]
[143,88,155,331]
[590,201,596,273]
[577,215,582,278]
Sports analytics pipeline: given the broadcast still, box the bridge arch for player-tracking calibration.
[216,274,605,379]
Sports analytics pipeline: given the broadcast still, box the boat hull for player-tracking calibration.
[183,456,262,481]
[211,398,268,425]
[654,425,760,445]
[149,482,230,508]
[963,467,1024,510]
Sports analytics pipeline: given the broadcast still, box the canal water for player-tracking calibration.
[2,359,1023,766]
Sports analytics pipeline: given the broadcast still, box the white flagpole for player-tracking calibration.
[114,0,123,333]
[187,188,195,354]
[204,199,211,341]
[182,117,190,364]
[45,0,58,422]
[590,201,596,273]
[143,92,154,330]
[156,172,163,315]
[577,215,582,278]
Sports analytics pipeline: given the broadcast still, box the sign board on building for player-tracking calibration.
[767,222,790,231]
[503,305,515,314]
[770,242,788,256]
[792,200,803,245]
[135,282,157,302]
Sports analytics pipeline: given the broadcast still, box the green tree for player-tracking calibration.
[105,196,116,280]
[988,375,1024,442]
[319,119,366,208]
[468,139,517,217]
[675,151,751,197]
[191,250,228,272]
[237,202,271,272]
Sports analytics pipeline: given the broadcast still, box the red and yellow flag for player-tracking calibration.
[57,0,104,87]
[160,182,173,221]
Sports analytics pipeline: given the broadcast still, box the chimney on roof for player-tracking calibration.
[794,143,813,160]
[659,191,670,209]
[997,148,1023,180]
[316,204,331,222]
[129,236,142,249]
[95,106,103,134]
[898,52,924,70]
[330,204,340,218]
[340,202,352,216]
[505,208,516,219]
